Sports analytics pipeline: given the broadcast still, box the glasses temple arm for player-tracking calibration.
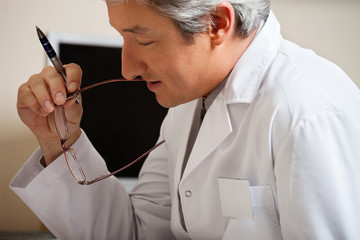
[83,140,166,185]
[66,78,144,101]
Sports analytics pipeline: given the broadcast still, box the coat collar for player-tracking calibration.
[225,11,282,105]
[180,11,282,181]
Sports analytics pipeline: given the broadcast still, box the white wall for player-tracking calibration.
[1,0,359,231]
[272,0,360,87]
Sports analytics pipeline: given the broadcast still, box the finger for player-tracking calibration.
[28,73,59,114]
[18,82,49,116]
[64,63,82,93]
[41,66,67,106]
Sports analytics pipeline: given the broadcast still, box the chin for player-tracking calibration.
[156,100,177,109]
[155,95,181,108]
[156,95,198,109]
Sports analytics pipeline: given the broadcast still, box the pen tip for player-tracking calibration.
[36,26,44,39]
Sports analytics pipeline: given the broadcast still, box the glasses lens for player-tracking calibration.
[64,148,86,183]
[54,105,69,140]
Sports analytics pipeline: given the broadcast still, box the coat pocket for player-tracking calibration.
[222,185,283,240]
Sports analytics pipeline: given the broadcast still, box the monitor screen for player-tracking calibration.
[47,32,168,183]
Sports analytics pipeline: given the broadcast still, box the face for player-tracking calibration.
[107,0,220,108]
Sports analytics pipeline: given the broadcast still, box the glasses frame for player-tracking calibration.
[53,79,165,185]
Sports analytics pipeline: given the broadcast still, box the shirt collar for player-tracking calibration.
[203,75,228,111]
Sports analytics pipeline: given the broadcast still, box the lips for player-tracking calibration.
[146,81,162,92]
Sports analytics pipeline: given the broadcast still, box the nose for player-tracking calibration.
[121,42,147,80]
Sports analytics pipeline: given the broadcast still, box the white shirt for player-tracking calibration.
[10,11,360,240]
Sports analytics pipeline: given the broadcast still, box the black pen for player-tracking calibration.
[36,26,80,103]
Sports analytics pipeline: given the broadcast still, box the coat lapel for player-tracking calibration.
[182,94,233,180]
[173,100,199,184]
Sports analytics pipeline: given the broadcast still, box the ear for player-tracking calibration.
[209,1,235,46]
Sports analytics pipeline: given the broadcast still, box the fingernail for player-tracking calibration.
[55,92,65,103]
[69,82,77,91]
[44,100,54,112]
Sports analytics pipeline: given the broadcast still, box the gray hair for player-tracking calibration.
[107,0,271,42]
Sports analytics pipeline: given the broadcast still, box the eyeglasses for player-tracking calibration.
[53,79,165,185]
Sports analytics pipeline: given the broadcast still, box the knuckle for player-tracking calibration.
[42,65,55,73]
[18,83,32,99]
[18,82,28,92]
[29,76,44,89]
[17,86,27,104]
[29,72,49,87]
[28,73,42,85]
[42,66,60,80]
[18,88,35,107]
[65,63,83,77]
[66,62,80,69]
[29,73,40,80]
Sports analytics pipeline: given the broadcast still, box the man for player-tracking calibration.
[11,0,360,239]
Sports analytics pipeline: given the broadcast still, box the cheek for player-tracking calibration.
[166,56,208,98]
[147,42,209,97]
[147,52,188,84]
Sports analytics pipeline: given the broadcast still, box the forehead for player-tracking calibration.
[107,0,171,33]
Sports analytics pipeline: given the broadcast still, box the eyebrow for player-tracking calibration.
[122,25,150,34]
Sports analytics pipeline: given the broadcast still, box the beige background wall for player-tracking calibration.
[1,0,359,232]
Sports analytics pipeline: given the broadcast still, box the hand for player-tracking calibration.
[17,63,83,165]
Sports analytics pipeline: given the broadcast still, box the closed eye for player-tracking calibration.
[137,40,155,46]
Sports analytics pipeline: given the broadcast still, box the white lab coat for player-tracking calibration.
[10,11,360,240]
